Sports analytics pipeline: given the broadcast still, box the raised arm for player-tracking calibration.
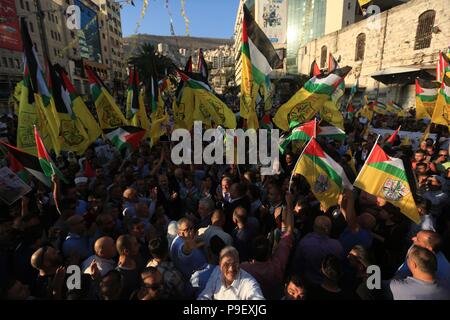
[338,189,358,233]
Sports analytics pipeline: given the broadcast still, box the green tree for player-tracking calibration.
[128,43,176,97]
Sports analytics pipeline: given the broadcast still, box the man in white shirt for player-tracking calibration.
[198,209,233,247]
[198,246,264,300]
[82,236,117,277]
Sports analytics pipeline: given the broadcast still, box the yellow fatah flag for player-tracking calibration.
[319,100,344,130]
[431,72,450,129]
[293,138,353,210]
[354,143,420,223]
[273,67,351,131]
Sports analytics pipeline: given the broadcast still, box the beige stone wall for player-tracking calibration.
[298,0,450,109]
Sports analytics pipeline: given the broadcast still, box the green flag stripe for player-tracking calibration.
[368,162,408,181]
[304,154,343,188]
[303,81,337,95]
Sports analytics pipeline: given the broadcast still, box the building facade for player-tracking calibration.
[0,0,126,113]
[297,0,449,109]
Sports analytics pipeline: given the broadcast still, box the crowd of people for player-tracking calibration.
[0,110,449,301]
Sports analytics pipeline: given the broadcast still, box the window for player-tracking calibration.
[48,12,51,20]
[9,58,14,68]
[29,22,34,33]
[50,30,54,39]
[33,42,38,52]
[102,33,105,39]
[15,59,20,69]
[73,48,77,55]
[106,59,109,65]
[58,33,61,41]
[2,57,7,68]
[347,1,351,10]
[55,16,58,24]
[71,31,75,38]
[20,0,24,10]
[25,1,30,11]
[320,46,327,68]
[414,10,436,50]
[355,33,366,61]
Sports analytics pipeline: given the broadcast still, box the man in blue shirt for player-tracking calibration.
[395,230,450,289]
[169,217,207,279]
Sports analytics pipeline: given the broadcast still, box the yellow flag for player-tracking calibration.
[72,96,102,146]
[173,86,196,130]
[273,88,326,131]
[193,89,237,129]
[94,87,128,129]
[320,100,344,130]
[431,73,450,128]
[17,84,46,155]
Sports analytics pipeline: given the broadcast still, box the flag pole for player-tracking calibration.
[353,134,380,184]
[288,137,313,193]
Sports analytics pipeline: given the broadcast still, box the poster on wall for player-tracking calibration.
[256,0,288,45]
[0,0,22,51]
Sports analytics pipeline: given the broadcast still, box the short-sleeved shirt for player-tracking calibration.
[170,235,207,279]
[384,277,450,300]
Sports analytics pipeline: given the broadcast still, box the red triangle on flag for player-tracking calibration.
[367,144,390,164]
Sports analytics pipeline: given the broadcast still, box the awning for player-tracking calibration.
[371,67,434,85]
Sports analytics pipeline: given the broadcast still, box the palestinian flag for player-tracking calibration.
[354,142,419,223]
[197,49,209,81]
[261,114,273,130]
[55,65,102,145]
[103,126,146,151]
[86,66,128,129]
[240,4,281,122]
[292,138,353,210]
[436,50,450,82]
[46,60,91,155]
[386,126,401,145]
[280,120,345,152]
[184,56,193,73]
[279,120,316,153]
[0,144,29,183]
[126,66,140,121]
[328,53,339,73]
[371,101,389,115]
[34,127,67,183]
[274,66,351,131]
[0,141,51,187]
[431,71,450,128]
[318,125,346,140]
[310,60,321,78]
[415,78,439,119]
[17,18,59,155]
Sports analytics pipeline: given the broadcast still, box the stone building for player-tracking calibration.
[297,0,449,109]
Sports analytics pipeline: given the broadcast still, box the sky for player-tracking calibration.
[120,0,240,39]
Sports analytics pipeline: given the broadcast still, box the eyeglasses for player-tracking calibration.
[438,154,448,157]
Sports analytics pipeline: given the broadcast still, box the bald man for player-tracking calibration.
[62,215,92,261]
[82,236,117,277]
[293,216,344,286]
[395,230,450,289]
[198,209,233,247]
